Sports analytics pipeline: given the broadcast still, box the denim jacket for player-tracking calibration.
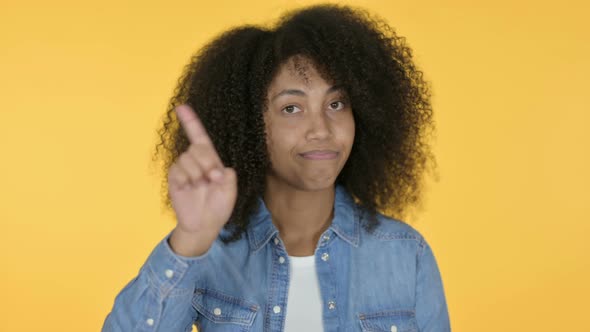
[102,184,451,331]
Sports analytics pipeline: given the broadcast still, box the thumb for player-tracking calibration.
[211,167,236,185]
[219,167,237,186]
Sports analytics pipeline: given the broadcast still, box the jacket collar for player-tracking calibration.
[246,184,360,253]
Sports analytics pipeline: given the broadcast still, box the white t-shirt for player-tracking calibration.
[283,254,324,331]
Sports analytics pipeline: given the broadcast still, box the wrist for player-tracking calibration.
[169,227,217,257]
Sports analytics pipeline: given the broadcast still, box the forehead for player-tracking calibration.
[267,55,333,93]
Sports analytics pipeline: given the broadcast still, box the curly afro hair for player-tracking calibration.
[151,3,438,244]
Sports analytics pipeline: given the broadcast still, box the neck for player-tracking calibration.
[263,178,335,255]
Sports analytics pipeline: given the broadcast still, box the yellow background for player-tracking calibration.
[1,0,588,331]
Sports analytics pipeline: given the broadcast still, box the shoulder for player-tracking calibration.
[356,206,426,247]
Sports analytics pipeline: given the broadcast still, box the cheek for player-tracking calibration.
[347,118,355,139]
[265,123,292,162]
[338,116,356,150]
[266,119,301,154]
[268,131,297,158]
[263,114,277,150]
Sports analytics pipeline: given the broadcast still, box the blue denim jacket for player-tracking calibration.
[102,184,450,331]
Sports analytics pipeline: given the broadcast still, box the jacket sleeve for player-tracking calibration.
[102,230,214,332]
[415,237,451,332]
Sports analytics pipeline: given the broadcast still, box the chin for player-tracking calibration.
[299,177,336,192]
[268,169,339,192]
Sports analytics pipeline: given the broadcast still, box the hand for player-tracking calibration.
[167,104,238,256]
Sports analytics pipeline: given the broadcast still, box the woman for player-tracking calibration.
[103,3,450,332]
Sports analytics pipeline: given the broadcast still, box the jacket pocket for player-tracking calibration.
[358,309,418,332]
[192,287,259,331]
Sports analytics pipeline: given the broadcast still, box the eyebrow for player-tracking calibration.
[271,84,345,102]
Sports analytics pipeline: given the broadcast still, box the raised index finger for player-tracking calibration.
[175,104,213,146]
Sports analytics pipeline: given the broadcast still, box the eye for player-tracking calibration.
[281,105,302,114]
[329,101,345,111]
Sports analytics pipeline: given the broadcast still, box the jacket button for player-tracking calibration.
[322,234,330,241]
[274,237,279,245]
[146,318,154,326]
[279,256,285,264]
[273,305,281,313]
[165,269,174,279]
[390,325,397,332]
[328,301,336,310]
[321,253,329,261]
[214,308,222,316]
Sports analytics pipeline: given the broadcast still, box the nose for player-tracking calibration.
[305,110,332,141]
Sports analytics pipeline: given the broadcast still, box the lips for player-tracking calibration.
[300,150,339,160]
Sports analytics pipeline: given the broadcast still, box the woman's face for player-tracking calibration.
[264,56,355,191]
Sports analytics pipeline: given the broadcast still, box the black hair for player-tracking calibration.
[151,3,437,244]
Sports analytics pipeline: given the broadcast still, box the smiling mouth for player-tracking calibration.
[299,151,339,160]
